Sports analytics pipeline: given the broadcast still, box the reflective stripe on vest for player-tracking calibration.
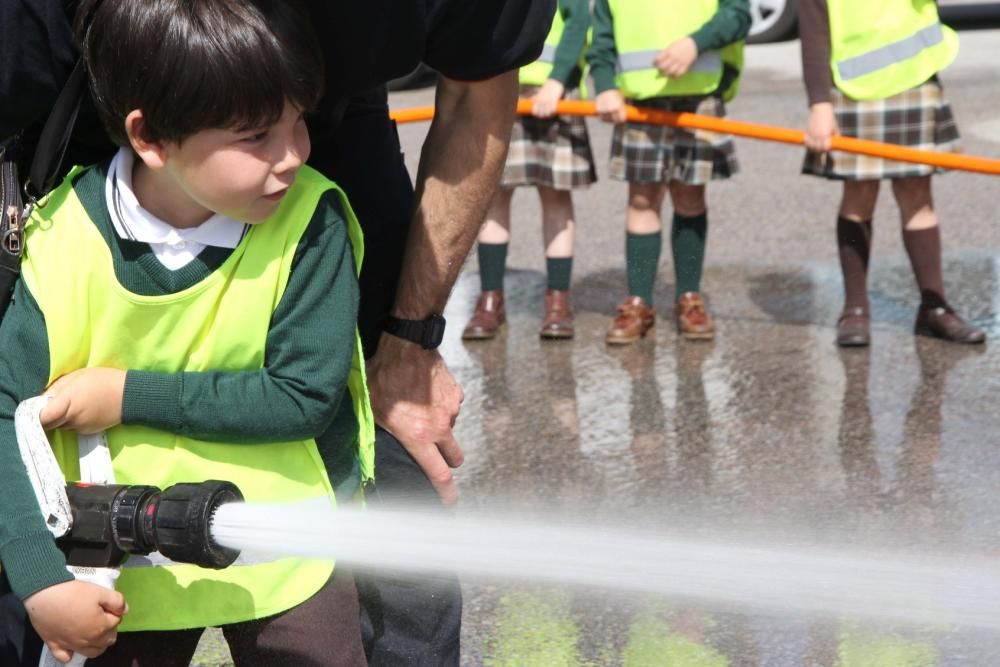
[21,165,374,631]
[607,0,743,101]
[828,0,958,100]
[617,50,722,75]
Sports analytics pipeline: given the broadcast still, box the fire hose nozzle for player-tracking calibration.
[60,480,243,569]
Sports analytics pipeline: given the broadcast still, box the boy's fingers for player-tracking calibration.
[99,589,128,617]
[46,643,73,663]
[39,395,70,429]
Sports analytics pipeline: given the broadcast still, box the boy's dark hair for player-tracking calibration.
[75,0,324,146]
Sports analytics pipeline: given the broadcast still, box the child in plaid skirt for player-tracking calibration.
[462,0,596,341]
[587,0,750,345]
[800,0,984,346]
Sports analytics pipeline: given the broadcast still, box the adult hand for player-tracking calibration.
[655,37,699,78]
[595,89,627,124]
[805,102,838,153]
[25,580,127,662]
[367,333,465,505]
[40,368,126,434]
[530,79,566,118]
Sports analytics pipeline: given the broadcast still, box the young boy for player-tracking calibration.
[462,0,595,341]
[800,0,984,346]
[587,0,750,345]
[0,1,373,665]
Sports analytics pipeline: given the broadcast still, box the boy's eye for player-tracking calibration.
[241,130,269,143]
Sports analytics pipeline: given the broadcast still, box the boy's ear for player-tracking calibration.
[124,110,168,169]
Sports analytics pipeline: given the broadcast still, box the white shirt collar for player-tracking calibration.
[105,148,247,269]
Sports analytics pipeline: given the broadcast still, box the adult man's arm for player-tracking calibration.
[366,72,518,505]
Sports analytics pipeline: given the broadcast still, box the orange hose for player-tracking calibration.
[388,99,1000,176]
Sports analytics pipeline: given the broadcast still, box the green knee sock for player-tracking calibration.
[546,257,573,291]
[626,231,662,306]
[671,212,708,300]
[478,242,508,292]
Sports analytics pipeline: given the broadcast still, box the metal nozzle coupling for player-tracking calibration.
[59,480,243,569]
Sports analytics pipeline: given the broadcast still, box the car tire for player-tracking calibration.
[747,0,799,44]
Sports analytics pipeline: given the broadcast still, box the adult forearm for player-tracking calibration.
[391,72,517,319]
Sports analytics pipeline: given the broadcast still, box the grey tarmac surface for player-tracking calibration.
[194,26,1000,667]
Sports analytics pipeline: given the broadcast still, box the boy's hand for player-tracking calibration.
[25,580,127,662]
[655,37,699,78]
[40,368,126,434]
[530,79,566,118]
[805,102,839,153]
[595,89,627,123]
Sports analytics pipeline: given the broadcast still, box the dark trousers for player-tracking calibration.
[308,88,463,666]
[1,568,365,666]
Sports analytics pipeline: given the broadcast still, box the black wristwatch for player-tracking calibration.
[383,313,447,350]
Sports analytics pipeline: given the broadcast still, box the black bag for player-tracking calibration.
[0,59,88,320]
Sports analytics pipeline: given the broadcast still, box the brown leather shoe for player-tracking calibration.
[836,306,871,347]
[462,290,505,340]
[674,292,714,341]
[914,303,985,344]
[540,289,574,339]
[606,296,655,345]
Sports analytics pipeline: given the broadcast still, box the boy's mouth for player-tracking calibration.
[262,188,289,202]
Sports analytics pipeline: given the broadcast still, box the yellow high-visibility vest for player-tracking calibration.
[608,0,743,102]
[520,7,565,86]
[828,0,958,100]
[21,165,375,631]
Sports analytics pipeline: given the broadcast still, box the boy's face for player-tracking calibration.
[157,101,310,224]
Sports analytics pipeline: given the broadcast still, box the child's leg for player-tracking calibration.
[835,180,880,346]
[538,186,576,339]
[538,185,575,290]
[606,182,665,345]
[837,180,880,309]
[224,569,365,667]
[463,189,513,340]
[667,181,707,300]
[890,176,944,306]
[625,182,667,305]
[667,181,714,340]
[476,188,514,293]
[891,176,984,343]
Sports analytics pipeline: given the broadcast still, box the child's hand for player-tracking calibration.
[805,102,839,153]
[530,79,566,118]
[655,37,699,78]
[596,89,627,123]
[40,368,127,434]
[25,580,128,662]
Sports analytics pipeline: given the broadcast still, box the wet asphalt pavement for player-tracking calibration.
[193,26,1000,667]
[397,27,1000,667]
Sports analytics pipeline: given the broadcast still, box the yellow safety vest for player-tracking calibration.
[829,0,958,101]
[21,164,375,631]
[520,7,565,86]
[608,0,744,102]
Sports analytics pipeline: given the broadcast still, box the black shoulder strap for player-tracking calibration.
[25,57,88,202]
[0,57,88,320]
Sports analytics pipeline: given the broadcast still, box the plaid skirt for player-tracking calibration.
[501,87,597,191]
[802,79,961,181]
[610,95,739,185]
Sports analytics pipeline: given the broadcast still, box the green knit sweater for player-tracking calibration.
[0,162,361,601]
[548,0,590,89]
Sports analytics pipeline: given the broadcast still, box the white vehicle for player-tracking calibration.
[747,0,1000,44]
